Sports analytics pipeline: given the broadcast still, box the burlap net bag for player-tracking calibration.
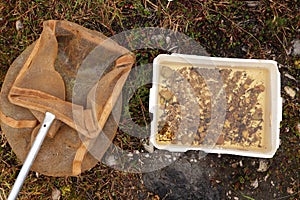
[0,20,135,176]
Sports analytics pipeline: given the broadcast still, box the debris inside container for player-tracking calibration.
[157,65,266,149]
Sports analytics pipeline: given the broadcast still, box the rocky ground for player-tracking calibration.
[0,1,299,199]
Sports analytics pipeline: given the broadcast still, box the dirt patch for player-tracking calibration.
[143,153,220,200]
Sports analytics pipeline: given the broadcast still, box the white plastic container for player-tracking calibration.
[149,54,282,158]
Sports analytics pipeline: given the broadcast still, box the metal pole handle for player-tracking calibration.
[8,112,55,200]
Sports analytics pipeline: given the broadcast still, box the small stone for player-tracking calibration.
[251,178,259,189]
[242,46,249,52]
[257,159,269,172]
[166,36,171,44]
[160,89,173,101]
[232,163,238,168]
[52,188,61,200]
[106,155,117,166]
[143,143,154,153]
[287,187,294,194]
[242,130,248,138]
[128,152,133,157]
[198,126,204,133]
[233,197,239,200]
[16,20,23,31]
[245,1,259,8]
[292,39,300,55]
[165,154,172,159]
[239,160,243,167]
[284,86,296,99]
[296,123,300,134]
[216,135,224,145]
[134,150,140,154]
[285,127,290,132]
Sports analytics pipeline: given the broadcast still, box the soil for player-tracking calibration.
[0,1,299,199]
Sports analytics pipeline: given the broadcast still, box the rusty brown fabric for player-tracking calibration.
[0,20,134,176]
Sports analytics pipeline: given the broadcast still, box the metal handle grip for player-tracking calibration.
[8,112,55,200]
